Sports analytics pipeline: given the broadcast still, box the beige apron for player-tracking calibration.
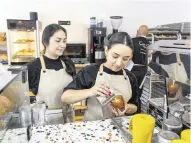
[84,64,132,121]
[36,56,74,124]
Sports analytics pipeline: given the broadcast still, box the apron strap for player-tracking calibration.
[99,64,104,75]
[176,53,181,65]
[40,56,46,72]
[99,63,128,79]
[122,69,128,80]
[60,60,66,68]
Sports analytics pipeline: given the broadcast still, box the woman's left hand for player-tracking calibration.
[112,102,128,117]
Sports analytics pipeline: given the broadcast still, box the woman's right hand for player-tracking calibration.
[88,84,111,98]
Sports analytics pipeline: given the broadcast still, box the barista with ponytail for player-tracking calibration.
[27,24,76,124]
[62,32,140,121]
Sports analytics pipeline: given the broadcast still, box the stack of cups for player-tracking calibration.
[90,17,104,28]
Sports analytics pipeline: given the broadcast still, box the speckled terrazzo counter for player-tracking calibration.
[1,116,159,143]
[29,119,126,143]
[1,117,128,143]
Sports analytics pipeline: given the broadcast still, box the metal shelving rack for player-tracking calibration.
[147,22,190,44]
[147,28,181,44]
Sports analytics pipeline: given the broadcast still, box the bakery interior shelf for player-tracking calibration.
[13,55,35,58]
[147,37,177,40]
[13,42,34,44]
[13,41,34,44]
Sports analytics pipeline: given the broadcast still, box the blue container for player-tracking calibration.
[90,17,96,28]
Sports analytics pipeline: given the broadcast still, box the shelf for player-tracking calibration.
[13,42,34,44]
[147,37,178,41]
[12,55,35,58]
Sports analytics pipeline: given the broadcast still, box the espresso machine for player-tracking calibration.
[89,27,107,63]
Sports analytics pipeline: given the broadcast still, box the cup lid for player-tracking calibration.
[163,118,182,127]
[158,130,179,140]
[182,112,190,125]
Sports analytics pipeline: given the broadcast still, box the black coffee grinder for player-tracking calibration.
[89,27,107,63]
[108,16,123,38]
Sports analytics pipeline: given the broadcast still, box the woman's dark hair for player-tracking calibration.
[42,24,67,51]
[105,32,134,51]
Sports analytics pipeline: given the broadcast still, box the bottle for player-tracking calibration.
[19,92,32,127]
[90,17,96,28]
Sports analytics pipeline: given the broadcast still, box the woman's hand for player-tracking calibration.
[88,84,111,98]
[125,103,137,114]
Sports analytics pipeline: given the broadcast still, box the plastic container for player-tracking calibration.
[32,103,46,126]
[19,92,32,127]
[90,17,96,28]
[96,19,103,27]
[158,130,180,143]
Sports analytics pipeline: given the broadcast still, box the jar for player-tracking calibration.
[162,118,183,135]
[110,89,124,110]
[158,130,180,143]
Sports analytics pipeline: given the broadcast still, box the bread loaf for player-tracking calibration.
[0,96,12,115]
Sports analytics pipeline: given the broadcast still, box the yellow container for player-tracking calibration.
[170,139,189,143]
[129,113,155,143]
[181,129,190,142]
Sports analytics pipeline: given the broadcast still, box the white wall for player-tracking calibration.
[0,0,190,44]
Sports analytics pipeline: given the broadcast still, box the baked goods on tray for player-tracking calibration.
[15,39,34,43]
[15,49,35,56]
[0,96,12,116]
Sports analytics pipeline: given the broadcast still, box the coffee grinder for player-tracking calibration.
[89,27,107,63]
[108,16,123,39]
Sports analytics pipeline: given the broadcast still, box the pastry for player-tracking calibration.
[0,120,4,129]
[0,33,6,42]
[15,39,34,43]
[0,96,12,114]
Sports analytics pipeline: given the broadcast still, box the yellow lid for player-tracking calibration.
[29,91,35,97]
[170,139,189,143]
[181,129,190,142]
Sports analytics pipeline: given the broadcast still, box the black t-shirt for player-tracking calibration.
[27,55,76,95]
[132,37,150,65]
[64,64,140,110]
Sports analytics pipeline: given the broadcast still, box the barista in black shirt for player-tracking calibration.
[28,24,76,124]
[27,24,76,111]
[62,32,140,121]
[131,25,150,86]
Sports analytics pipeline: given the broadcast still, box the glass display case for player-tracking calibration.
[6,19,41,65]
[0,66,29,142]
[0,32,8,64]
